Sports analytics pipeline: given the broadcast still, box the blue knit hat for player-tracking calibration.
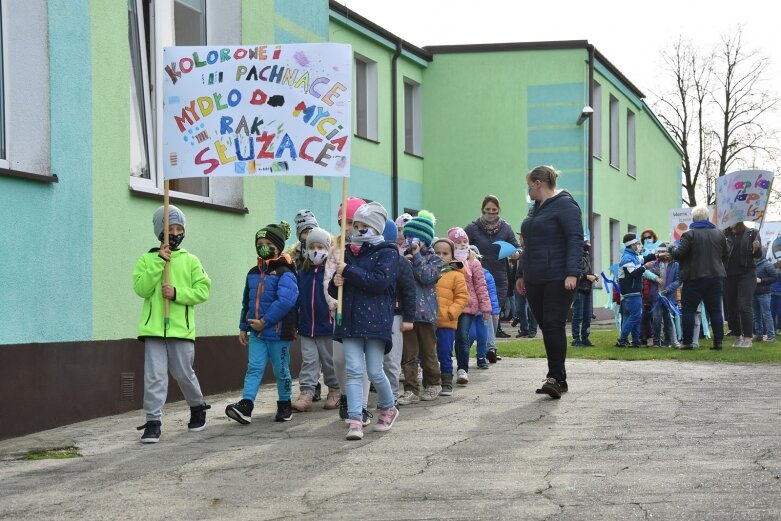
[403,210,436,246]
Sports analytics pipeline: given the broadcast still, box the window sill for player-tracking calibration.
[129,185,248,214]
[609,163,620,171]
[0,167,59,183]
[593,154,602,161]
[354,134,380,145]
[627,172,636,180]
[403,151,424,160]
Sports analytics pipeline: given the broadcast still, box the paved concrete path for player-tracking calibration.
[1,359,781,520]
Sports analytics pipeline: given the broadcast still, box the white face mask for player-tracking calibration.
[454,248,469,262]
[351,227,382,246]
[307,249,328,265]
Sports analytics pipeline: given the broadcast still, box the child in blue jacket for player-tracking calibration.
[293,227,341,412]
[330,202,400,440]
[616,233,656,347]
[226,222,299,425]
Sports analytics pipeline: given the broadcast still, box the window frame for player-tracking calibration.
[609,94,619,169]
[627,109,636,178]
[592,81,602,160]
[403,77,423,157]
[353,53,378,142]
[128,0,218,205]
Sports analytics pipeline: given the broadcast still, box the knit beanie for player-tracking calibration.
[305,227,332,250]
[352,201,388,235]
[294,209,319,239]
[382,218,398,242]
[256,221,291,252]
[432,237,454,256]
[404,210,436,246]
[153,205,186,239]
[447,226,468,243]
[395,213,413,228]
[337,196,367,221]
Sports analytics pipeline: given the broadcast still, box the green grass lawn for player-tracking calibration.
[495,329,781,363]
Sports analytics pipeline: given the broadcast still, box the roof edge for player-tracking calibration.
[425,40,590,54]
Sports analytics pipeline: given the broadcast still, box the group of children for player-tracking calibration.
[134,199,508,443]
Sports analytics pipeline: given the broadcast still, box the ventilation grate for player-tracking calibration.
[120,372,135,401]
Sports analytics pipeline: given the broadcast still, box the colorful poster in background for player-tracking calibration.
[759,221,781,260]
[715,170,774,229]
[669,205,718,241]
[162,44,351,179]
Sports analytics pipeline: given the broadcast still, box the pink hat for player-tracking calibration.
[337,196,367,221]
[395,213,413,227]
[448,226,468,242]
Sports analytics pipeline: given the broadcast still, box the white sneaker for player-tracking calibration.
[456,369,469,385]
[420,385,442,401]
[732,336,745,348]
[396,390,420,406]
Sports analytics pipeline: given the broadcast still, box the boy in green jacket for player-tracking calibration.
[133,205,212,443]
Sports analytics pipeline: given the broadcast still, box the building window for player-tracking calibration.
[128,0,211,199]
[404,78,422,156]
[354,54,378,141]
[627,109,636,178]
[592,213,602,280]
[609,218,620,265]
[592,81,601,159]
[609,95,619,168]
[0,2,7,165]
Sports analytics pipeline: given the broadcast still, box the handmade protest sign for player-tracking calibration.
[759,221,781,260]
[715,170,773,229]
[669,206,718,241]
[162,43,351,179]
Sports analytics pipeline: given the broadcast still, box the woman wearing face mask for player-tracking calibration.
[292,227,341,413]
[464,195,521,348]
[516,166,585,399]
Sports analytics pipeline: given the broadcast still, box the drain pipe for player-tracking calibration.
[587,44,595,253]
[391,39,402,217]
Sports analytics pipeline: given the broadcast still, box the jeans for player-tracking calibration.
[725,271,756,337]
[343,337,394,421]
[525,280,575,384]
[681,276,724,346]
[436,327,455,375]
[243,336,291,402]
[772,294,781,332]
[467,316,491,359]
[515,291,538,334]
[753,293,774,338]
[509,287,519,320]
[619,294,642,343]
[332,340,370,407]
[652,299,676,345]
[571,291,593,342]
[455,313,484,373]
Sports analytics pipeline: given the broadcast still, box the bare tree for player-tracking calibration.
[652,28,780,208]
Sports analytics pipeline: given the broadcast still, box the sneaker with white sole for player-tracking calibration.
[374,407,399,432]
[397,390,420,406]
[225,399,254,424]
[420,385,442,401]
[456,369,469,385]
[345,419,364,440]
[137,420,161,443]
[187,403,211,432]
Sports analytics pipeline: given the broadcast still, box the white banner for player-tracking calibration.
[759,221,781,260]
[162,44,351,179]
[715,170,773,229]
[669,205,718,242]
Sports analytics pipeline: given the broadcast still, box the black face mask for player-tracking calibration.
[159,232,185,249]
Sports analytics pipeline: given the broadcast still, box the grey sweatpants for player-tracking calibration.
[298,336,339,393]
[144,337,204,421]
[384,314,403,398]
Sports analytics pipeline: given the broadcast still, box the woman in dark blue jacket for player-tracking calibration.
[517,166,583,399]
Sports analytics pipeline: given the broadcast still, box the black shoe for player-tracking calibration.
[511,318,520,327]
[137,420,161,443]
[275,400,293,422]
[225,399,254,425]
[559,382,569,393]
[709,345,722,350]
[516,330,529,338]
[486,349,498,364]
[581,340,595,347]
[526,332,537,339]
[496,329,511,339]
[628,342,640,348]
[187,403,211,432]
[615,340,628,348]
[535,378,562,399]
[362,408,373,426]
[313,382,322,402]
[338,395,348,420]
[678,344,695,350]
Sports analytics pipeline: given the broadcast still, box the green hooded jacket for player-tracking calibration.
[133,248,211,340]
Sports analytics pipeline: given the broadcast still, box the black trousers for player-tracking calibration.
[680,276,724,346]
[725,271,756,337]
[525,280,575,384]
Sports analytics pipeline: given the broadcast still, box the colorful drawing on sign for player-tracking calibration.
[759,221,781,260]
[668,206,718,241]
[715,170,774,229]
[162,44,351,179]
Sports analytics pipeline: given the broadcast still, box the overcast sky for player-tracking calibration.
[335,0,780,103]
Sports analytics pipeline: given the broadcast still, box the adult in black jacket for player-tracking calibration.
[668,206,728,349]
[517,166,583,398]
[724,222,762,347]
